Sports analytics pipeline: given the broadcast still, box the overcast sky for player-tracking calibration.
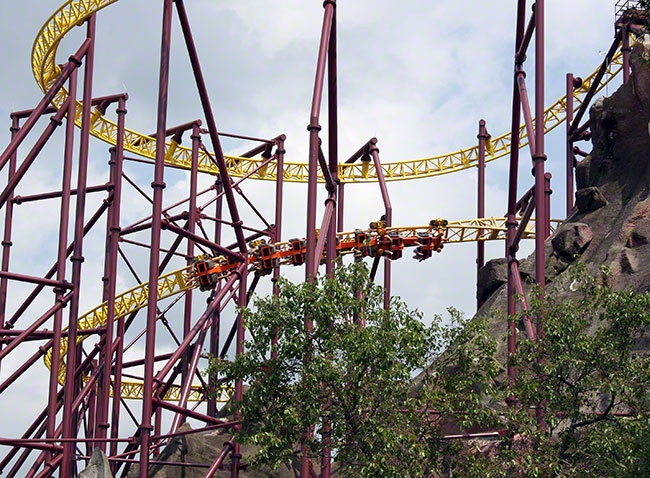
[0,0,624,472]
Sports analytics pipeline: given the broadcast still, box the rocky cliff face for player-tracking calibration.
[475,35,650,365]
[125,423,302,478]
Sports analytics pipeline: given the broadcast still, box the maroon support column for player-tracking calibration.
[306,1,336,283]
[534,0,546,299]
[271,136,286,360]
[96,95,127,449]
[46,68,78,466]
[60,15,96,478]
[506,0,528,399]
[622,23,631,85]
[566,73,575,216]
[369,139,392,310]
[337,183,344,233]
[0,117,19,375]
[140,2,173,476]
[303,3,335,477]
[534,0,547,432]
[477,120,488,311]
[322,9,337,477]
[545,173,552,238]
[207,178,223,418]
[109,98,128,469]
[181,123,201,393]
[325,5,338,281]
[230,267,247,478]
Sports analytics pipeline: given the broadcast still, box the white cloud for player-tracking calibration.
[0,0,629,472]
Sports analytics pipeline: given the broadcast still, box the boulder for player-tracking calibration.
[477,259,507,303]
[127,423,298,478]
[79,448,113,478]
[608,246,640,276]
[551,223,593,261]
[626,230,649,249]
[575,187,607,213]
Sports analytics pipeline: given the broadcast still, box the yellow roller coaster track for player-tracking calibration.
[43,218,558,401]
[34,1,628,184]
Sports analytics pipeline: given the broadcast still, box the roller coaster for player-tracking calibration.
[0,0,642,477]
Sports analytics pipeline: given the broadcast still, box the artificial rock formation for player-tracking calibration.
[126,423,300,478]
[78,448,113,478]
[473,35,650,367]
[477,258,508,303]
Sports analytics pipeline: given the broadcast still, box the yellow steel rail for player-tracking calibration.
[34,1,627,184]
[42,217,554,401]
[33,0,573,402]
[41,267,233,402]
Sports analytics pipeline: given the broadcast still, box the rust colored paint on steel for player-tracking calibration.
[140,0,173,474]
[506,0,528,397]
[60,15,96,478]
[181,123,200,392]
[47,69,75,458]
[0,117,19,376]
[566,73,575,216]
[97,96,127,449]
[477,120,487,311]
[369,139,392,311]
[0,38,90,170]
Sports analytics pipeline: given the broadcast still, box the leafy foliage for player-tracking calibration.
[208,263,498,477]
[208,263,650,477]
[496,266,650,477]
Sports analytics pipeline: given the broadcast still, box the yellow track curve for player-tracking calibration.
[43,218,556,401]
[32,0,594,402]
[34,1,626,184]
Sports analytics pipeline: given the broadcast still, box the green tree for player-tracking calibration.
[494,266,650,478]
[455,265,650,478]
[208,263,498,477]
[208,263,650,477]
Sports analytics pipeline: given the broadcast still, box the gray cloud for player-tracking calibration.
[0,0,624,472]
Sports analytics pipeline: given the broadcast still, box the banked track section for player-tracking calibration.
[31,0,584,402]
[34,1,627,183]
[44,218,559,402]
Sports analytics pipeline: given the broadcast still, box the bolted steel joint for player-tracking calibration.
[151,180,167,189]
[68,55,83,68]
